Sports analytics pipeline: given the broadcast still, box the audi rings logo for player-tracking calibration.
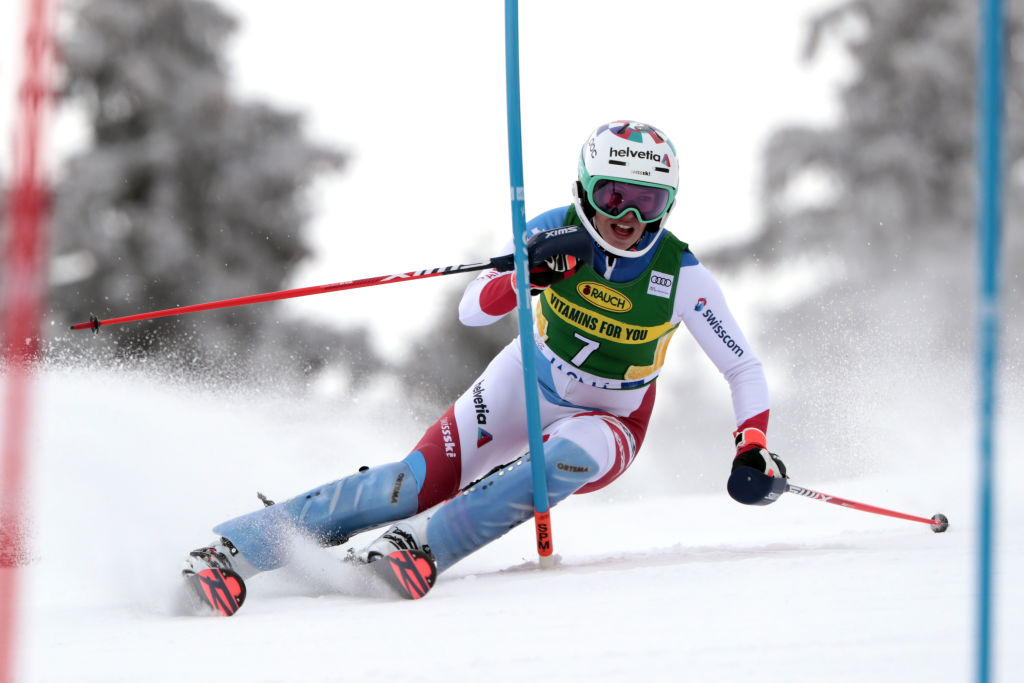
[647,270,674,299]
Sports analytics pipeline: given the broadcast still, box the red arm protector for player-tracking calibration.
[458,270,517,326]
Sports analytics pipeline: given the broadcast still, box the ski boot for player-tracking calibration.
[359,521,432,563]
[346,521,437,600]
[182,538,249,616]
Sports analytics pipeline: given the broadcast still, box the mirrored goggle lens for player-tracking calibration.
[589,179,671,223]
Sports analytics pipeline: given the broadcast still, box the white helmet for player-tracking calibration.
[573,120,679,258]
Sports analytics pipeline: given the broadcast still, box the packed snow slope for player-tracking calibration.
[8,363,1022,683]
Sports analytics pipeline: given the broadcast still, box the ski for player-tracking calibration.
[183,567,247,616]
[182,548,436,616]
[367,549,437,600]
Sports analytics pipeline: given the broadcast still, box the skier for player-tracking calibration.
[183,120,786,611]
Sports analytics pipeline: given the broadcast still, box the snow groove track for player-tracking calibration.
[11,368,1021,682]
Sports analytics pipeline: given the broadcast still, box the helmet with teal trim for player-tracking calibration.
[573,120,679,258]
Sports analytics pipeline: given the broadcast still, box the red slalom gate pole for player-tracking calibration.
[785,482,949,532]
[69,255,514,333]
[2,0,53,681]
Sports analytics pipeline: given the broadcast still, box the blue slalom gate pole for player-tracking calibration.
[976,0,1003,681]
[504,0,554,567]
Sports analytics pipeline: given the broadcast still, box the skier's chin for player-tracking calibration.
[594,216,643,251]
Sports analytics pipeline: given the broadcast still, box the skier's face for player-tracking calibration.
[593,210,644,251]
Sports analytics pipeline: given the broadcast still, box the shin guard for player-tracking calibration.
[424,438,597,573]
[213,461,419,571]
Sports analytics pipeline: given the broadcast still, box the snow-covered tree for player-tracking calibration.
[696,1,1024,464]
[49,0,347,369]
[746,0,1022,271]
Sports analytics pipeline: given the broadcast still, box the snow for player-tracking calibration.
[5,363,1020,682]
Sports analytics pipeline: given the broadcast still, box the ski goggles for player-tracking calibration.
[586,178,675,224]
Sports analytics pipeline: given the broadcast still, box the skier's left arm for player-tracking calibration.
[673,261,787,502]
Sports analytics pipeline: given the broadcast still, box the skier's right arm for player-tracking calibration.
[459,223,593,327]
[458,260,517,326]
[461,207,587,327]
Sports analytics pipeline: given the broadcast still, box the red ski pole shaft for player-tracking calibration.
[786,482,949,532]
[70,256,514,332]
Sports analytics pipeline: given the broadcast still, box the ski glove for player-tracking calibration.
[732,447,787,479]
[519,225,594,294]
[727,428,787,506]
[511,262,573,295]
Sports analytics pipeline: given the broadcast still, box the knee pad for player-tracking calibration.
[424,437,597,573]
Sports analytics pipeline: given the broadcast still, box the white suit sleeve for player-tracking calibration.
[673,263,769,426]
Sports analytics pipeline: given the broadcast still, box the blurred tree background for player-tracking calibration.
[719,0,1022,291]
[398,287,518,415]
[698,0,1023,475]
[757,1,1020,264]
[46,0,381,383]
[17,0,1022,442]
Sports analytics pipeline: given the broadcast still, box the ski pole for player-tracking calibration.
[504,0,554,568]
[69,255,515,332]
[785,482,950,532]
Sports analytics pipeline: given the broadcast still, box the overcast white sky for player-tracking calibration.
[1,0,846,356]
[216,1,846,355]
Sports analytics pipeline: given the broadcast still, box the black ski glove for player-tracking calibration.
[521,225,594,294]
[732,447,787,479]
[727,427,787,506]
